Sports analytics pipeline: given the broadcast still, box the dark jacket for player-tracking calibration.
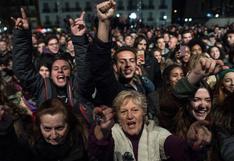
[12,29,94,123]
[89,37,156,111]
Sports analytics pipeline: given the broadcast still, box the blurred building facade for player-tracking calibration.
[38,0,172,27]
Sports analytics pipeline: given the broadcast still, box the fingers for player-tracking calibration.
[79,11,85,20]
[21,8,27,19]
[199,57,225,75]
[69,18,74,27]
[188,120,211,150]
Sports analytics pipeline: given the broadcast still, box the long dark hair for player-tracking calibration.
[175,85,213,138]
[213,93,234,134]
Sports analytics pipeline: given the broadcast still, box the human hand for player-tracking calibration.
[135,65,143,76]
[96,0,116,21]
[0,105,6,121]
[193,57,227,77]
[11,8,30,30]
[69,11,86,36]
[187,120,212,150]
[94,106,115,131]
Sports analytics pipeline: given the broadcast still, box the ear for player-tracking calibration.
[113,64,118,73]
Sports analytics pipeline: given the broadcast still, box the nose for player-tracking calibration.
[50,129,58,139]
[58,68,63,73]
[127,111,133,119]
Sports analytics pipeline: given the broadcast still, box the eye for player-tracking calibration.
[52,67,58,71]
[120,110,127,114]
[56,126,65,131]
[43,127,51,132]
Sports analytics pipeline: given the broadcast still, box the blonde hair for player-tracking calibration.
[113,90,147,115]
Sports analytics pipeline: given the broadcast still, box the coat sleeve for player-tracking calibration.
[215,127,234,161]
[12,29,43,98]
[88,125,114,161]
[72,34,95,101]
[89,37,120,106]
[172,77,198,100]
[0,114,31,161]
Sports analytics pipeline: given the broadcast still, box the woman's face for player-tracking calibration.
[153,50,162,63]
[39,66,50,78]
[40,113,68,145]
[210,47,220,60]
[137,39,147,51]
[181,46,191,63]
[169,67,184,87]
[222,72,234,93]
[190,88,211,121]
[118,99,144,136]
[191,44,202,55]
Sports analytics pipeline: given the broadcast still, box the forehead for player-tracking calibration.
[224,72,234,78]
[52,59,70,67]
[170,67,183,74]
[154,50,161,55]
[192,44,202,49]
[228,33,234,37]
[40,113,65,125]
[139,39,147,44]
[117,51,136,59]
[194,88,210,97]
[48,38,58,43]
[183,32,192,37]
[120,99,141,110]
[157,38,164,42]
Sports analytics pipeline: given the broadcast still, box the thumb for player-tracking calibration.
[69,18,74,26]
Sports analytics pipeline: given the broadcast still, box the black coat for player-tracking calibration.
[12,29,95,124]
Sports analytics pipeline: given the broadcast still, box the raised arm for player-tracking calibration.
[12,8,43,97]
[173,57,226,99]
[89,0,120,106]
[69,12,95,101]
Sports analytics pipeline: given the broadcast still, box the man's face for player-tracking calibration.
[182,32,192,44]
[227,33,234,47]
[48,38,60,54]
[40,113,68,145]
[190,88,211,121]
[0,41,7,53]
[156,38,165,50]
[114,51,136,80]
[168,37,178,50]
[124,36,133,47]
[51,60,71,87]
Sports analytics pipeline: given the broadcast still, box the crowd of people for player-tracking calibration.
[0,0,234,161]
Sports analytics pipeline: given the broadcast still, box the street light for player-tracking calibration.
[129,12,137,20]
[215,14,219,18]
[116,13,120,18]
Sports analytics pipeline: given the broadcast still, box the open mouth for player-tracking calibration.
[127,121,136,128]
[57,75,66,82]
[124,69,133,75]
[193,108,208,117]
